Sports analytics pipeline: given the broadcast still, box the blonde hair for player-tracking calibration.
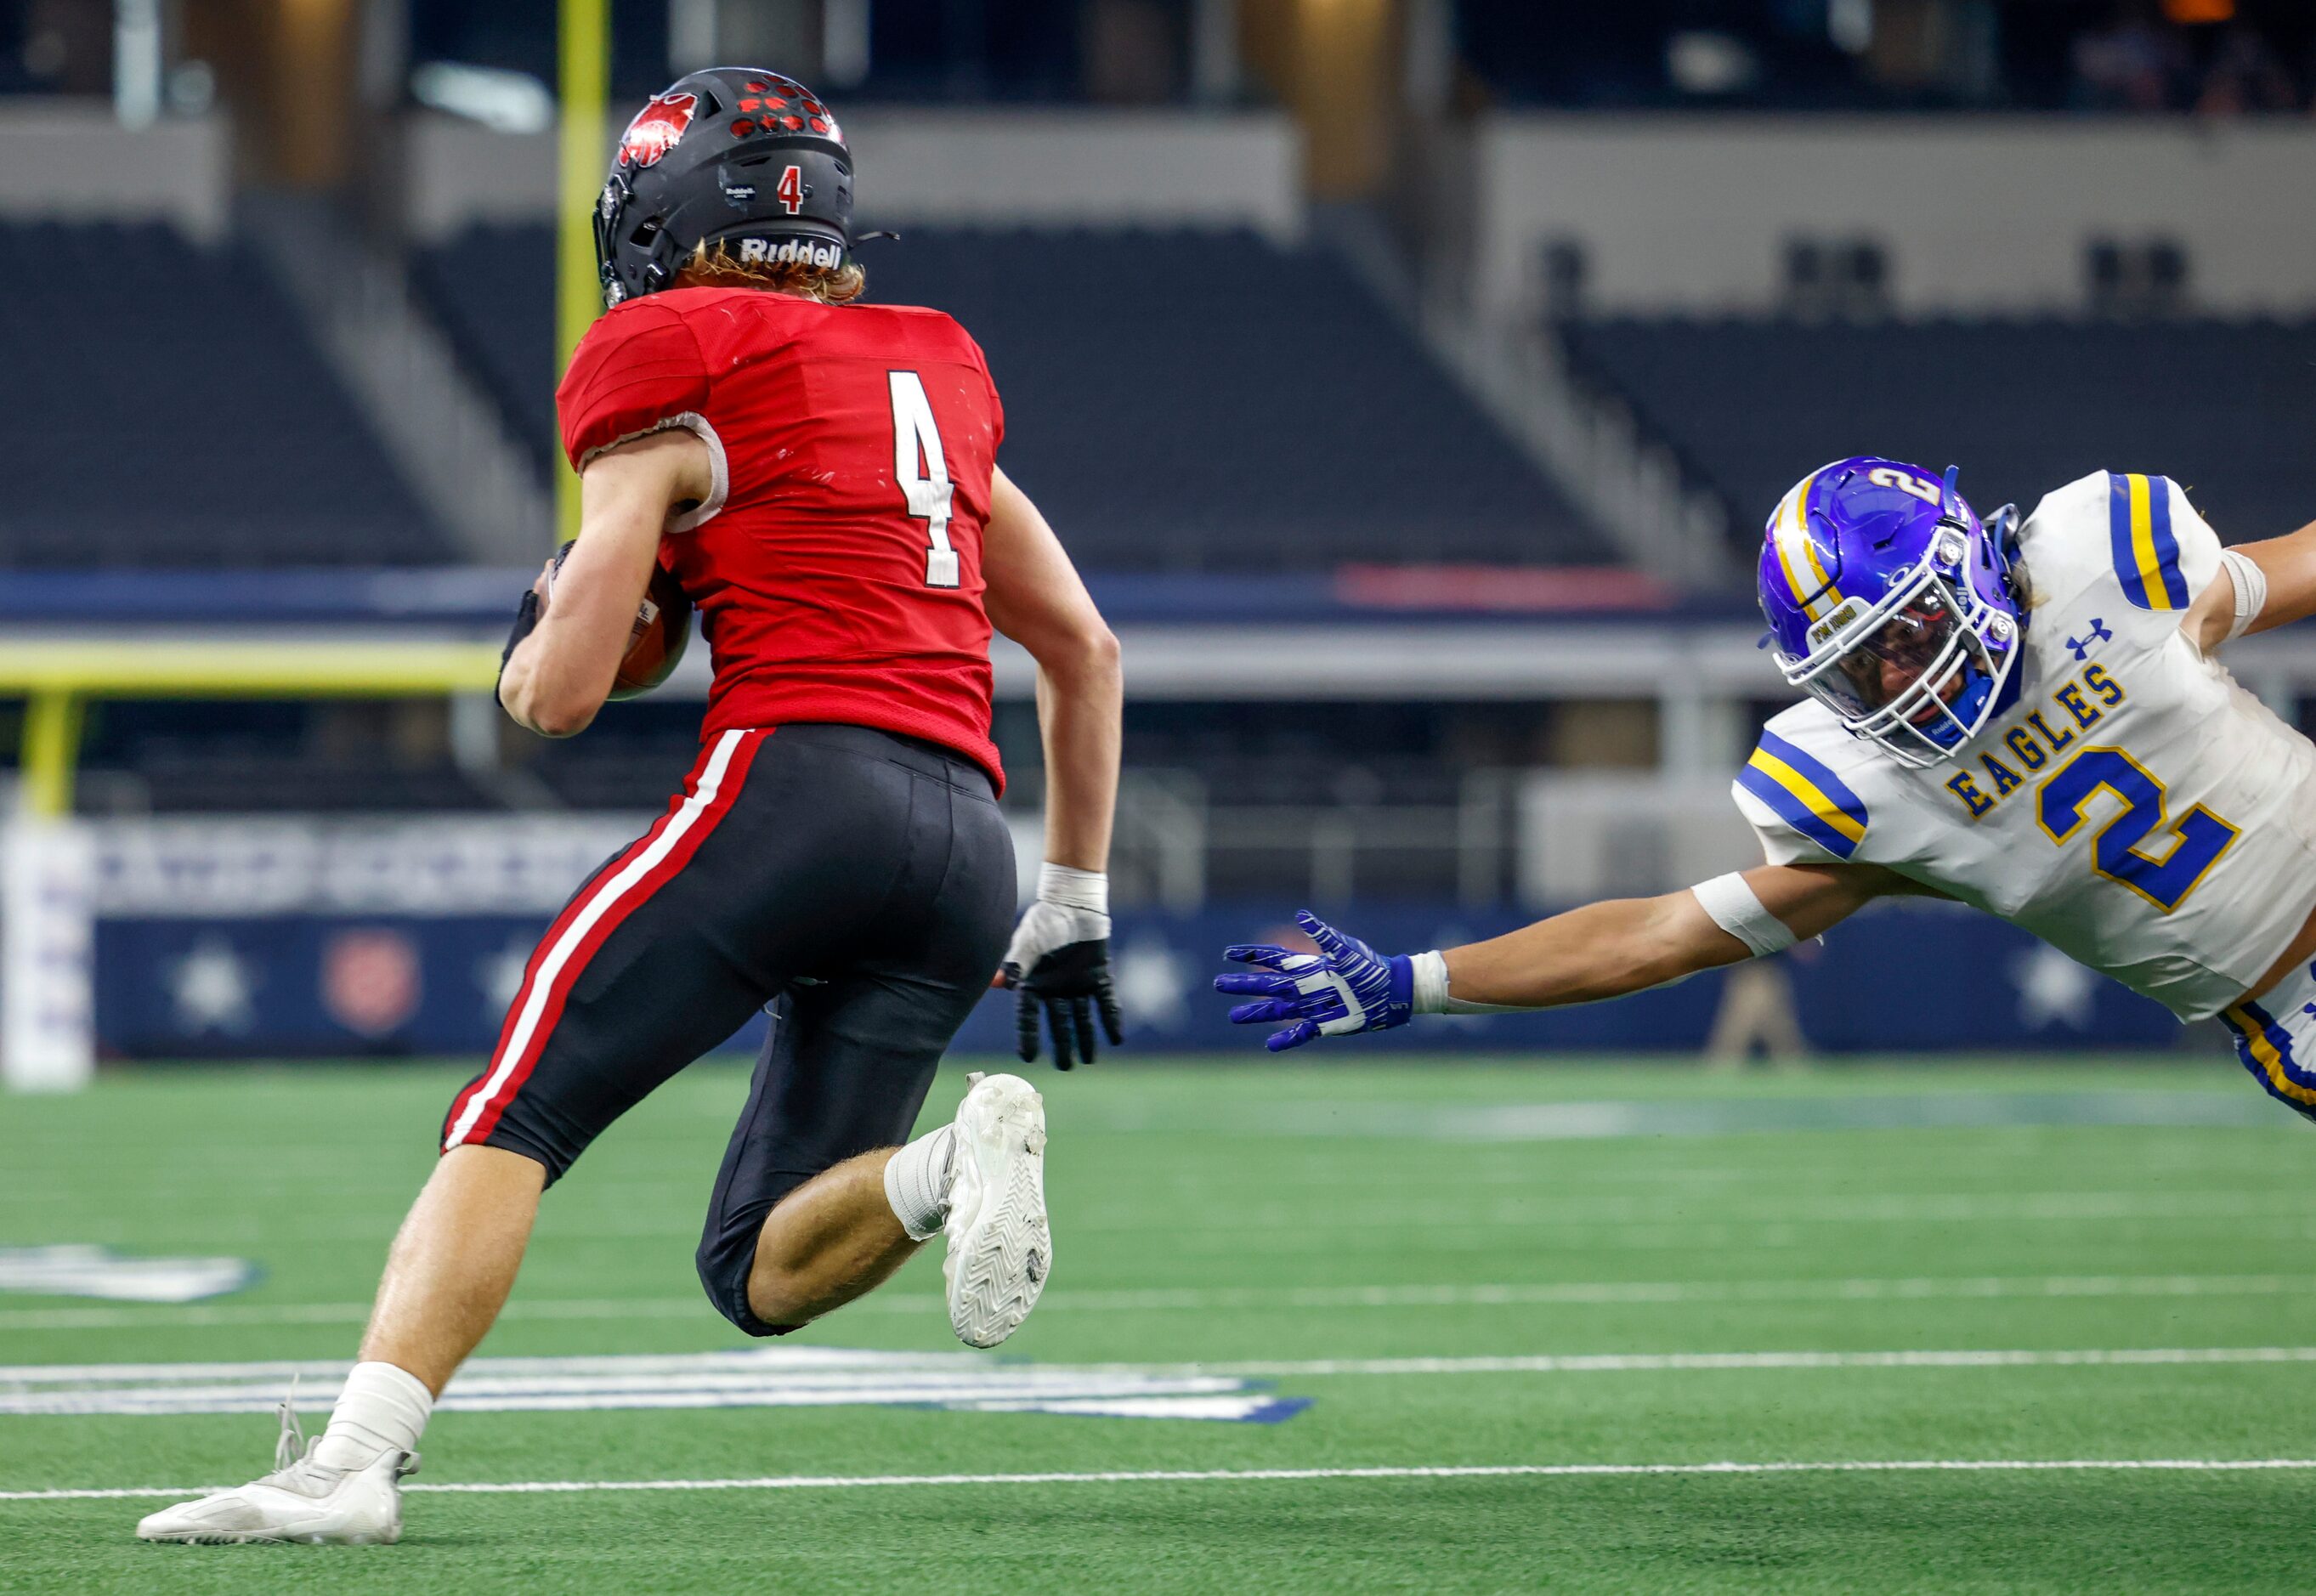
[672,239,866,303]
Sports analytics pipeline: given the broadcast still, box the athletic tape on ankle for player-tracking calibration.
[311,1361,433,1469]
[882,1124,954,1242]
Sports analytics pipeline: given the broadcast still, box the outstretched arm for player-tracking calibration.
[2184,514,2316,655]
[1216,863,1906,1051]
[498,428,711,738]
[982,465,1126,1067]
[1438,863,1898,1009]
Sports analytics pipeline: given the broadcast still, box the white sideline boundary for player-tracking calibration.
[13,1457,2316,1502]
[9,1272,2316,1332]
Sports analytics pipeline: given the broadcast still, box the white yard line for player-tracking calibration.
[1067,1191,2308,1231]
[12,1457,2316,1503]
[12,1343,2316,1399]
[1171,1347,2316,1377]
[6,1273,2315,1331]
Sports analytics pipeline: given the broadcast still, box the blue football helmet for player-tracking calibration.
[1758,458,2024,769]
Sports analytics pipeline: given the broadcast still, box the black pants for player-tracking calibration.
[441,722,1016,1335]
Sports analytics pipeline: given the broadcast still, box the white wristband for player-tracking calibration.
[1691,872,1796,958]
[1038,862,1107,915]
[2219,547,2267,642]
[1410,950,1450,1014]
[1409,949,1531,1015]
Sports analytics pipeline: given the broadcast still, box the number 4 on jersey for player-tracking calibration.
[888,371,960,589]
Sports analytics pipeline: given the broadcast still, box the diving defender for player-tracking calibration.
[1217,457,2316,1121]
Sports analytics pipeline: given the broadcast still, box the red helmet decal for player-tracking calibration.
[619,90,698,168]
[775,164,804,215]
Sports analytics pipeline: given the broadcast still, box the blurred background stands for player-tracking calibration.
[4,1,2316,1067]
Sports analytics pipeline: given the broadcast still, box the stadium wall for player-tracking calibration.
[51,810,2179,1061]
[0,105,229,242]
[88,896,2181,1061]
[1474,116,2316,325]
[406,108,1305,242]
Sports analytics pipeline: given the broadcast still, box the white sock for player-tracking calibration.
[883,1123,957,1242]
[309,1361,433,1471]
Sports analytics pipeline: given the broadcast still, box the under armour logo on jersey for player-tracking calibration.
[2065,618,2113,661]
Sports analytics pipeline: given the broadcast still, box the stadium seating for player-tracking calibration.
[0,222,449,566]
[1560,316,2316,550]
[413,224,1610,568]
[411,223,558,479]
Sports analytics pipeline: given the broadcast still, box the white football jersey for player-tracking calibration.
[1733,469,2316,1021]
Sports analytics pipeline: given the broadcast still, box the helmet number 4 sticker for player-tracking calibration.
[889,371,960,589]
[776,165,804,215]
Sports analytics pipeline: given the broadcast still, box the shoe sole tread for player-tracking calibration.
[944,1075,1050,1349]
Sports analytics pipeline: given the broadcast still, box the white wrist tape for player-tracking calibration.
[1410,950,1450,1014]
[1037,862,1107,915]
[2218,547,2267,642]
[1408,949,1530,1015]
[1691,873,1796,958]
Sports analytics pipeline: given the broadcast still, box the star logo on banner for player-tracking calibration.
[2065,617,2112,661]
[2012,944,2098,1031]
[1113,936,1190,1033]
[168,936,254,1035]
[474,937,534,1019]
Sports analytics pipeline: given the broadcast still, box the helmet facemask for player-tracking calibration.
[1777,522,2020,770]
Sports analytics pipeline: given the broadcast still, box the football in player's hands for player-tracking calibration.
[541,544,694,701]
[609,564,692,699]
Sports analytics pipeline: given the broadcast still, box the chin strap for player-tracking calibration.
[1984,503,2024,594]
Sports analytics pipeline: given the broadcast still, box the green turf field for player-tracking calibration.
[6,1056,2316,1593]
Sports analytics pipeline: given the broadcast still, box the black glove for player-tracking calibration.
[497,586,542,696]
[501,546,576,689]
[1000,880,1124,1069]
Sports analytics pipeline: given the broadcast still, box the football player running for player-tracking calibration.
[1216,457,2316,1118]
[139,69,1123,1546]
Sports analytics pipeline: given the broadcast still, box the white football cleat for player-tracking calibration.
[136,1401,415,1546]
[942,1070,1051,1349]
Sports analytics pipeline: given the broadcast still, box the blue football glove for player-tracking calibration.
[1213,910,1414,1052]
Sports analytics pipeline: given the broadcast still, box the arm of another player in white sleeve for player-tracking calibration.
[1421,863,1899,1011]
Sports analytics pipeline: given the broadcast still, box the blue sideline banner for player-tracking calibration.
[93,898,2183,1061]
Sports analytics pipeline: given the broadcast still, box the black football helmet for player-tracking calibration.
[592,67,856,308]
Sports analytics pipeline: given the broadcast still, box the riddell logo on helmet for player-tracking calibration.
[619,91,697,168]
[736,237,842,268]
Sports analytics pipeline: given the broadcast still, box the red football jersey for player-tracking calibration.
[557,286,1006,789]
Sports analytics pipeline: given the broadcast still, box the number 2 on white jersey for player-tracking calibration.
[887,371,960,589]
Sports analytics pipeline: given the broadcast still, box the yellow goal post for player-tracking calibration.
[0,639,504,820]
[557,0,610,546]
